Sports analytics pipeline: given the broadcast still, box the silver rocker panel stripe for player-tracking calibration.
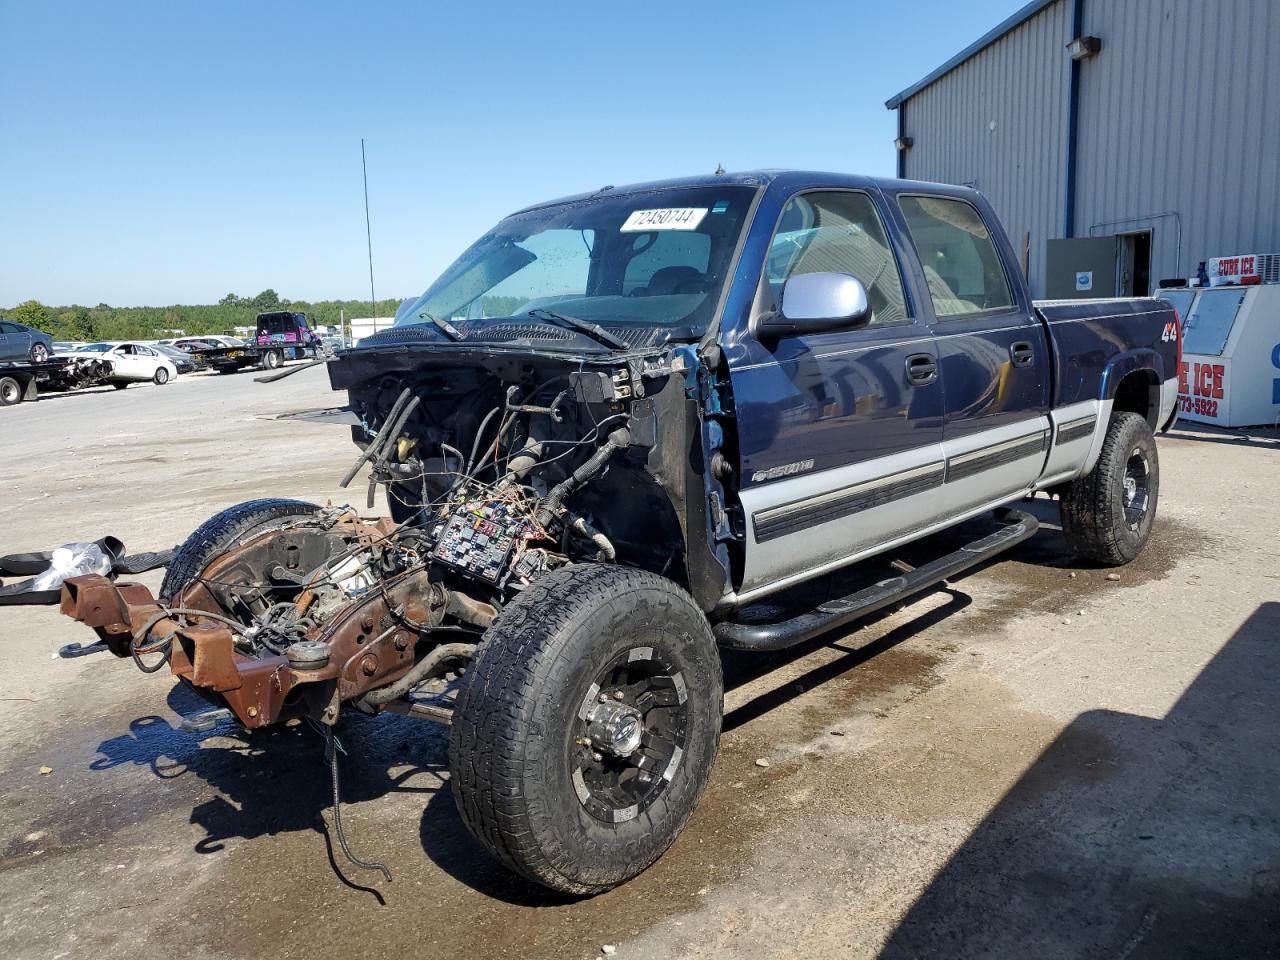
[1054,416,1097,446]
[944,429,1049,483]
[753,460,946,544]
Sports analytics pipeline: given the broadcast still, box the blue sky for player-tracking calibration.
[0,0,1018,307]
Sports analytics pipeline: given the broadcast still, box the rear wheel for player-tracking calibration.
[0,376,22,406]
[450,564,722,895]
[263,349,284,370]
[1060,411,1159,565]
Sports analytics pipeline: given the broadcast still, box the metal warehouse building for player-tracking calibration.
[886,0,1280,299]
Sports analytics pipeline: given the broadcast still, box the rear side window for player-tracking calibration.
[766,191,909,326]
[899,195,1014,317]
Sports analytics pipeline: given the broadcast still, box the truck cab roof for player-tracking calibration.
[513,169,985,215]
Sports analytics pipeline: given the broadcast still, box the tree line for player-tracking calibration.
[2,289,408,342]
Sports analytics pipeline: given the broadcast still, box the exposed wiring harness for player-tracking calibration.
[322,726,392,885]
[129,606,251,674]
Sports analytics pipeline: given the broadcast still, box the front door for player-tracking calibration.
[727,189,946,596]
[0,321,31,360]
[893,193,1051,515]
[109,345,140,378]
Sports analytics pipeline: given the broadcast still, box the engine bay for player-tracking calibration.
[57,337,725,737]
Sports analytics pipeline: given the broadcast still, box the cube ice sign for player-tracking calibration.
[1208,254,1258,286]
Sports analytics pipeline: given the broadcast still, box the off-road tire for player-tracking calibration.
[1060,411,1159,565]
[153,367,170,385]
[0,376,22,406]
[160,498,321,600]
[449,564,723,895]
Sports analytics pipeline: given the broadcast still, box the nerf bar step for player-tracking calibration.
[713,508,1039,652]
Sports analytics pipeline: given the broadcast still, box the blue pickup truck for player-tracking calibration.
[59,170,1181,895]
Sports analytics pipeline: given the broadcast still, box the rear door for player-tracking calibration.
[890,193,1051,515]
[134,344,162,375]
[728,188,947,595]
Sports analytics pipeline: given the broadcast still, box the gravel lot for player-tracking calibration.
[1,367,1277,960]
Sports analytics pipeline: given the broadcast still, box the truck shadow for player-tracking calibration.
[90,685,451,893]
[878,601,1280,959]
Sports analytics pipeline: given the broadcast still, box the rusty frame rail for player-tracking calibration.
[60,560,450,729]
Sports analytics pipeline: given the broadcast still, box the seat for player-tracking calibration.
[639,265,705,296]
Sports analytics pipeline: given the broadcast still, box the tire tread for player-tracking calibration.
[160,498,320,600]
[1060,411,1158,565]
[449,564,721,895]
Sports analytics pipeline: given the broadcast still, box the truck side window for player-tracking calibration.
[766,191,909,326]
[898,195,1014,317]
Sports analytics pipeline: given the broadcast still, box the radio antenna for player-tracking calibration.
[361,138,376,318]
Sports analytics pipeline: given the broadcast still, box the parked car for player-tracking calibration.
[171,337,224,354]
[153,343,203,374]
[62,342,179,387]
[0,320,55,363]
[56,170,1179,896]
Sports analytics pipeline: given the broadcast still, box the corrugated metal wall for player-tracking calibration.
[1075,0,1280,284]
[899,0,1280,297]
[902,0,1071,297]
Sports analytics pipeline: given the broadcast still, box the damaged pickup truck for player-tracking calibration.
[57,171,1180,894]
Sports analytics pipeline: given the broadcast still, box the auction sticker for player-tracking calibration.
[620,208,708,232]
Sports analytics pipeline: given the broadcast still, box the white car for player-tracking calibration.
[63,342,180,387]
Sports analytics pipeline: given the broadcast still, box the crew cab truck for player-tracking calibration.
[55,171,1178,896]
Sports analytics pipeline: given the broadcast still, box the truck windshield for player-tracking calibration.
[396,185,757,335]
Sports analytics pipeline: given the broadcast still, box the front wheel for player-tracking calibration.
[449,564,723,895]
[153,367,170,385]
[160,498,322,601]
[30,343,49,363]
[112,381,129,390]
[1060,411,1159,565]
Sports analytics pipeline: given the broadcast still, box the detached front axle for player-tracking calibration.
[59,538,483,731]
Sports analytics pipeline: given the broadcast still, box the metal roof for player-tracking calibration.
[884,0,1062,109]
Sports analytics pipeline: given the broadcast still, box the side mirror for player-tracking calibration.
[754,272,871,339]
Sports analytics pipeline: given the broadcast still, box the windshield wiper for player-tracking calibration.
[421,311,463,341]
[526,309,628,350]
